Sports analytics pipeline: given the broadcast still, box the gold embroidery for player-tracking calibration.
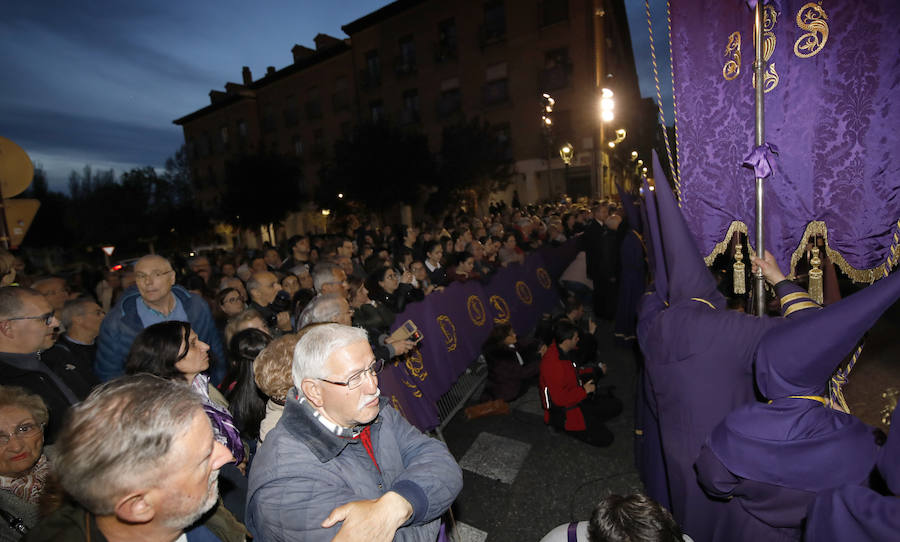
[787,395,827,406]
[703,221,751,267]
[489,295,510,324]
[752,6,779,92]
[634,429,644,436]
[783,300,821,317]
[405,349,428,381]
[722,31,741,81]
[390,395,407,418]
[467,295,487,326]
[515,281,533,305]
[794,2,829,58]
[690,297,716,309]
[779,292,809,305]
[436,315,457,352]
[537,267,552,289]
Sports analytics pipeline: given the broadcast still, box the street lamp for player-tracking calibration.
[597,88,615,197]
[560,143,574,191]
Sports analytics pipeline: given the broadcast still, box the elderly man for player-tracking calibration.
[311,262,349,298]
[246,324,462,542]
[0,287,92,443]
[24,375,243,541]
[55,297,104,387]
[296,293,352,329]
[247,270,292,336]
[94,255,225,384]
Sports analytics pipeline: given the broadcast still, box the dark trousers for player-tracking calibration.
[569,393,623,448]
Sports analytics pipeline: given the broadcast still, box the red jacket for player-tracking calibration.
[539,342,587,431]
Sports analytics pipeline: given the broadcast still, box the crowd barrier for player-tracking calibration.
[378,239,578,431]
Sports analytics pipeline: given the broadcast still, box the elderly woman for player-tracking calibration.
[0,386,50,540]
[253,331,304,442]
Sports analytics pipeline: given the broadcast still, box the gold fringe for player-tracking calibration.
[699,220,898,284]
[808,246,823,303]
[733,242,746,294]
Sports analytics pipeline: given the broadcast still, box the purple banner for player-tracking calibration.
[671,0,900,278]
[378,242,574,430]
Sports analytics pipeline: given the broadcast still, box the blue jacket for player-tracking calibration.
[246,393,462,541]
[94,285,226,384]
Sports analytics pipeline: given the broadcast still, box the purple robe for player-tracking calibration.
[804,486,900,542]
[642,300,779,540]
[635,291,671,511]
[695,397,880,541]
[614,230,646,342]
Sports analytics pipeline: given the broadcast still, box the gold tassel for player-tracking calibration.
[733,243,746,294]
[882,388,899,426]
[809,245,823,304]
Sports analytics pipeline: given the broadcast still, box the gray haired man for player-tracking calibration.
[246,324,462,541]
[24,375,240,542]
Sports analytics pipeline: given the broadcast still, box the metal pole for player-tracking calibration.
[593,0,605,199]
[753,2,766,316]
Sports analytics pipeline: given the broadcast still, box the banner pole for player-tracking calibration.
[753,2,767,316]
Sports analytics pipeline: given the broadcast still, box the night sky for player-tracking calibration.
[0,0,671,193]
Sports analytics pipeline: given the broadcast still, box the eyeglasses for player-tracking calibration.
[223,296,243,304]
[135,270,173,282]
[318,359,385,390]
[0,422,43,446]
[5,311,55,326]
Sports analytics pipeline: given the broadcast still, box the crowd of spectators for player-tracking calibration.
[0,196,675,541]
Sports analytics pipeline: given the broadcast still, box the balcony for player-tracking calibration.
[394,56,417,77]
[359,69,381,90]
[539,63,572,91]
[482,79,509,107]
[477,23,506,49]
[434,42,458,64]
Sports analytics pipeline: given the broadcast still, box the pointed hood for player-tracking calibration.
[756,270,900,398]
[642,175,667,303]
[616,183,642,234]
[651,152,725,306]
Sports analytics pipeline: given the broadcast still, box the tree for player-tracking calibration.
[220,153,304,229]
[319,120,436,213]
[432,118,514,213]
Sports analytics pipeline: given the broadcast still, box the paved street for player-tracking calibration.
[439,301,900,541]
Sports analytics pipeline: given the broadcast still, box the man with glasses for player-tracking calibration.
[247,323,462,542]
[94,254,225,384]
[0,287,92,443]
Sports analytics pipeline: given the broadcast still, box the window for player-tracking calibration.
[219,126,229,144]
[494,123,512,160]
[237,120,247,138]
[540,0,569,27]
[262,104,275,131]
[333,76,350,112]
[483,62,509,106]
[284,95,299,127]
[480,0,506,45]
[540,47,571,90]
[436,18,457,63]
[370,100,384,122]
[293,136,303,156]
[395,35,416,75]
[401,89,420,124]
[305,86,322,120]
[363,50,381,88]
[438,78,461,118]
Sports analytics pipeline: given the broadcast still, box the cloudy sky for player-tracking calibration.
[0,0,671,193]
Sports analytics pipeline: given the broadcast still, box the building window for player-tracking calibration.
[494,123,512,160]
[305,86,322,120]
[237,120,247,138]
[220,126,229,145]
[438,78,461,118]
[540,47,571,91]
[293,136,303,156]
[284,95,299,127]
[333,76,350,112]
[480,0,506,47]
[435,18,458,63]
[401,89,420,124]
[395,35,417,76]
[262,104,275,132]
[483,62,509,106]
[370,100,384,122]
[363,50,381,88]
[540,0,569,27]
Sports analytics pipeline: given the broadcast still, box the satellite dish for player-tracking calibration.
[0,137,34,198]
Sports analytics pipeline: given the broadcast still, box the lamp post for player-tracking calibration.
[598,88,615,198]
[559,143,574,194]
[541,93,555,197]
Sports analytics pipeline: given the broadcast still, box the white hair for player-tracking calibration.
[292,324,368,389]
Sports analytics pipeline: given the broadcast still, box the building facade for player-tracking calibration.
[174,0,652,232]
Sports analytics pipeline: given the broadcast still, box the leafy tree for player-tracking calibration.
[220,153,304,229]
[319,120,436,213]
[431,118,514,214]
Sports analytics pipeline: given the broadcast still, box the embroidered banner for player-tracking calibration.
[670,0,900,280]
[378,240,575,430]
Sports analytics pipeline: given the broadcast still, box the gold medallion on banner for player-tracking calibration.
[794,2,828,59]
[537,267,552,289]
[489,295,511,324]
[436,315,457,352]
[722,31,741,81]
[405,347,428,381]
[515,281,533,305]
[467,295,487,326]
